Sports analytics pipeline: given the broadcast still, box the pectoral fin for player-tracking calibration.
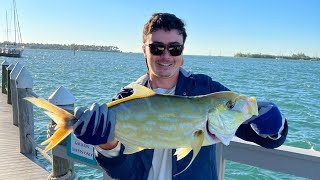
[174,148,192,161]
[174,130,204,176]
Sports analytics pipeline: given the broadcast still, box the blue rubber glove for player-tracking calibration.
[247,100,284,136]
[73,103,115,145]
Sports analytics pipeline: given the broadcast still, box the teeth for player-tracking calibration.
[158,63,171,66]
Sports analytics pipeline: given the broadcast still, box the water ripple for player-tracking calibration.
[1,50,319,179]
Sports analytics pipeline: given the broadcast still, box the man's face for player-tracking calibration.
[143,29,184,82]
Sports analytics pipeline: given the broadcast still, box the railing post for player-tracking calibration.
[10,63,23,126]
[48,86,76,180]
[216,143,225,180]
[6,64,14,104]
[1,60,9,94]
[16,66,35,154]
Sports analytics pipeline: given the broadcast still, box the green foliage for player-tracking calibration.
[234,52,319,61]
[0,41,122,52]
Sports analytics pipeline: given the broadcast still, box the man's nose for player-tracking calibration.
[161,48,171,58]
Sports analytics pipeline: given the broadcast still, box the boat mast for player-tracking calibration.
[6,11,9,42]
[13,0,17,44]
[13,0,22,44]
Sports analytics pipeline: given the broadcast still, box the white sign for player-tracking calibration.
[67,133,97,165]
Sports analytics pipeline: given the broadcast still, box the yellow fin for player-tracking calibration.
[107,83,156,107]
[41,127,73,153]
[24,97,76,152]
[24,97,75,122]
[44,111,67,127]
[123,144,145,154]
[174,130,204,176]
[54,124,62,131]
[174,147,192,161]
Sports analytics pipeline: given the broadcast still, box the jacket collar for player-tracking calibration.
[134,67,193,96]
[175,68,194,96]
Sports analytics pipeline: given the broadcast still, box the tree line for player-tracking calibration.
[0,41,122,52]
[234,52,319,61]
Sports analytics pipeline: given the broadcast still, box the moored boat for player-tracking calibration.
[0,0,24,58]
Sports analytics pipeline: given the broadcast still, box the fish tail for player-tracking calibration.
[24,97,76,153]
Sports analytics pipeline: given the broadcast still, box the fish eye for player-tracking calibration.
[226,100,235,109]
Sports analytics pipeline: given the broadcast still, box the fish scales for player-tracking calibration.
[112,94,211,148]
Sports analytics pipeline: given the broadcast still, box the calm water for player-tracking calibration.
[1,49,319,180]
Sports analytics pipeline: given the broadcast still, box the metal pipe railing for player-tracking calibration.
[26,134,53,164]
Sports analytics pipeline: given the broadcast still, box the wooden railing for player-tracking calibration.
[1,60,320,180]
[216,138,320,180]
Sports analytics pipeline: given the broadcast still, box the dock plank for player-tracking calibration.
[0,92,49,180]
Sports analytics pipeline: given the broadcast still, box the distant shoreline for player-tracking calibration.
[234,52,320,61]
[0,42,122,53]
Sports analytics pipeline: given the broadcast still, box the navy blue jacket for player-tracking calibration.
[95,71,288,180]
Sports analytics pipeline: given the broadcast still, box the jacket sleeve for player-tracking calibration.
[95,87,145,179]
[236,120,288,148]
[111,87,134,101]
[96,144,146,179]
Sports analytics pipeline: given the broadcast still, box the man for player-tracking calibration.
[74,13,288,180]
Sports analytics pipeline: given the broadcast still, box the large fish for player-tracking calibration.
[25,83,258,175]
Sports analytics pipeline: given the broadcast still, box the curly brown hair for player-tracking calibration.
[143,13,187,44]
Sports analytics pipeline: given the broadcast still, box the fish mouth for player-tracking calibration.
[206,121,219,141]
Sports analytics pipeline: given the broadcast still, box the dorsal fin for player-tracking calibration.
[107,83,156,107]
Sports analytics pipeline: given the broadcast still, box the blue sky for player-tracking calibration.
[0,0,319,56]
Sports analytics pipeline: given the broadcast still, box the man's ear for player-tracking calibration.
[142,44,147,58]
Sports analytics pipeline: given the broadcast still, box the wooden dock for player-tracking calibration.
[0,92,49,179]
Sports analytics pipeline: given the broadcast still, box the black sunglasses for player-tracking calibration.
[146,43,184,56]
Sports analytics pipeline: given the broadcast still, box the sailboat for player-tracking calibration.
[0,0,24,58]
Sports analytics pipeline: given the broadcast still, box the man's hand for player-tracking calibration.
[247,100,284,136]
[73,103,115,145]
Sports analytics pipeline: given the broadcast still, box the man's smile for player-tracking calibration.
[157,62,172,67]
